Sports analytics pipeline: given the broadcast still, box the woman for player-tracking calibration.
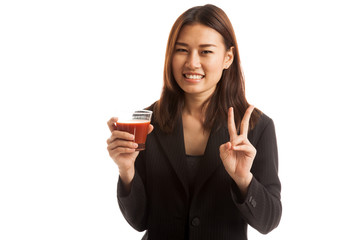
[107,4,281,240]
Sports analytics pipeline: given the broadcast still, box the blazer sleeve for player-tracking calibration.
[230,116,282,234]
[117,151,148,232]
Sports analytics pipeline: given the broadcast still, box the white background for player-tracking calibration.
[1,0,359,239]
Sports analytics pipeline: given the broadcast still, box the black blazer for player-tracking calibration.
[117,109,281,240]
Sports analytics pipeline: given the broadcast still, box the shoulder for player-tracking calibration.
[253,111,274,131]
[145,101,157,112]
[248,111,276,146]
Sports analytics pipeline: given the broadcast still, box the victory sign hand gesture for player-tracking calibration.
[219,106,256,195]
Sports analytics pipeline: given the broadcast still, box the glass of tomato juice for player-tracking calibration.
[115,110,152,151]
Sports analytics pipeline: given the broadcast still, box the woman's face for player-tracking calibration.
[172,23,233,98]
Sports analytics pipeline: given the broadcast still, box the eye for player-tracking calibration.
[175,48,188,53]
[201,50,213,54]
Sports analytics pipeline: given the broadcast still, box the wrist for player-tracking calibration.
[235,173,253,196]
[119,167,135,185]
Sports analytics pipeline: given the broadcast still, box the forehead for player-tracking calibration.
[176,23,225,47]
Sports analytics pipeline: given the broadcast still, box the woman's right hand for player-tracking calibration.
[107,117,139,172]
[106,117,153,184]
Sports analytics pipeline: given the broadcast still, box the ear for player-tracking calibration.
[223,46,234,69]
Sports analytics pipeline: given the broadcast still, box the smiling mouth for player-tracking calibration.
[183,74,205,80]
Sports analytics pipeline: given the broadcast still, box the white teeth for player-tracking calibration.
[185,74,204,79]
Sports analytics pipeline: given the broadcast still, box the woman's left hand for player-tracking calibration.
[219,105,256,194]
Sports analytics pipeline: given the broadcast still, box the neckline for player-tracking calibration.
[186,154,204,158]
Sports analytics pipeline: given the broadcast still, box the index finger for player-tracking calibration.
[240,105,255,137]
[107,117,118,132]
[227,107,237,141]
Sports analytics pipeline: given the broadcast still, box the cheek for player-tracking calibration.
[171,57,183,87]
[171,56,182,74]
[206,58,225,76]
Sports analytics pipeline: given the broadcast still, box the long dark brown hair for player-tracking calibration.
[153,4,261,133]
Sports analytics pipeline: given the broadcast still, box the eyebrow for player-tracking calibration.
[175,42,217,48]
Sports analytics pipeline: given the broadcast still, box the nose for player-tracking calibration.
[185,51,201,69]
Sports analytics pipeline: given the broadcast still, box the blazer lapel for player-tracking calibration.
[193,123,229,196]
[153,117,189,197]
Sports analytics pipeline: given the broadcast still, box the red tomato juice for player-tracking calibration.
[115,120,150,151]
